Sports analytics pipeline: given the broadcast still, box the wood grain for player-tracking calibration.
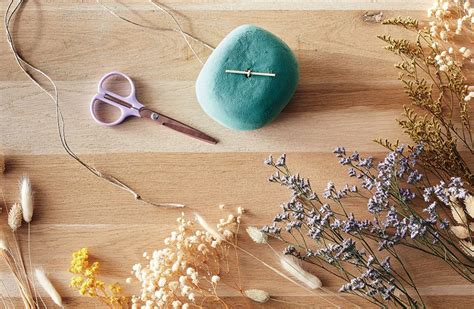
[0,0,473,308]
[1,6,424,155]
[0,0,436,11]
[1,153,474,308]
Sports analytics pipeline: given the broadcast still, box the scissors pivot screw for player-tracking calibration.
[151,113,160,120]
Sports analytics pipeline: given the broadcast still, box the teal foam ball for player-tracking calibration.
[195,24,299,131]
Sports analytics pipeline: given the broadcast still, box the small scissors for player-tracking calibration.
[90,71,217,144]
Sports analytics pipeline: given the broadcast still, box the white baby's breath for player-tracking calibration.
[131,213,242,308]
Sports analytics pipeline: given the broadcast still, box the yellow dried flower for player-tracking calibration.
[380,3,474,186]
[69,247,89,274]
[69,248,128,307]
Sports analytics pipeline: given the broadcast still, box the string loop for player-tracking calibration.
[4,0,184,209]
[97,0,215,65]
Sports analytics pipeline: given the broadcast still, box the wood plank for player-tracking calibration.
[0,9,437,155]
[1,0,435,11]
[1,0,473,307]
[0,153,473,308]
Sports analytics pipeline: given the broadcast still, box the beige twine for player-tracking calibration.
[97,0,215,65]
[4,0,184,209]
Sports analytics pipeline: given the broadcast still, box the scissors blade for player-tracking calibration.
[140,109,218,144]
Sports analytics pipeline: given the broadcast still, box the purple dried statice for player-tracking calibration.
[262,148,473,307]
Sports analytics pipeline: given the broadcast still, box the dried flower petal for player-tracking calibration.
[244,289,270,303]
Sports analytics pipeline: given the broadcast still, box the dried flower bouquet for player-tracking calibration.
[262,150,473,308]
[129,209,348,308]
[378,0,473,187]
[129,213,238,308]
[1,176,63,308]
[69,248,128,308]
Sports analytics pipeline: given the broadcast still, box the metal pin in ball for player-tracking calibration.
[225,69,276,78]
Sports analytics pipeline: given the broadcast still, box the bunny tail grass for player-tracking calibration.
[35,268,63,307]
[19,176,33,223]
[194,213,223,241]
[280,256,322,290]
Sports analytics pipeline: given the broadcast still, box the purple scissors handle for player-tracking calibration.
[90,71,218,144]
[90,71,144,126]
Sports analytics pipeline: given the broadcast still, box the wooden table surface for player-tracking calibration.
[1,0,473,308]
